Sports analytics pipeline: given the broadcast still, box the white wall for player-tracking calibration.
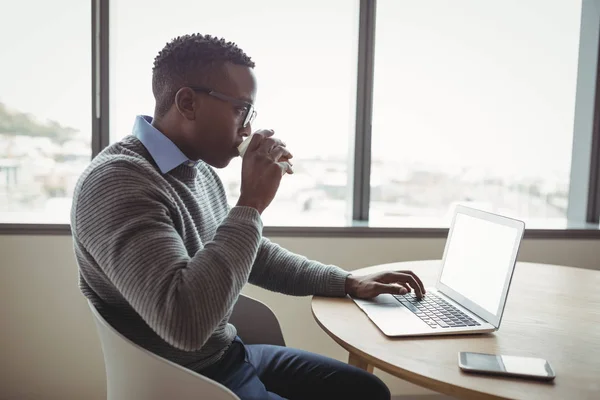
[1,234,598,399]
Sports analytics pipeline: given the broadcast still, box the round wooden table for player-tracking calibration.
[312,260,600,400]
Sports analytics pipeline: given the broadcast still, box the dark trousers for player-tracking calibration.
[197,337,391,400]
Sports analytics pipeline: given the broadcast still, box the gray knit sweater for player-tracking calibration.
[71,136,350,371]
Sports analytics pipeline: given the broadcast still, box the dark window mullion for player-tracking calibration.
[91,0,110,158]
[586,31,600,223]
[352,0,377,222]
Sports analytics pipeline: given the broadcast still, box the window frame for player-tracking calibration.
[1,0,599,238]
[92,0,110,158]
[567,0,600,224]
[587,1,600,224]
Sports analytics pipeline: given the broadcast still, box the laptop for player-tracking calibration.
[353,205,525,337]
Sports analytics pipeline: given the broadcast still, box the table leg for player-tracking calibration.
[348,353,374,373]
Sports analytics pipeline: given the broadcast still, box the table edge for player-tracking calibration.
[311,300,510,400]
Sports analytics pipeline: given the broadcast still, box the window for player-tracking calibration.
[370,0,583,226]
[2,0,599,233]
[110,0,359,226]
[0,0,91,224]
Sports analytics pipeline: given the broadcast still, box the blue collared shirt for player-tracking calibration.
[132,115,198,174]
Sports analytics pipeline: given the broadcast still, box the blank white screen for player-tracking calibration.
[440,213,519,315]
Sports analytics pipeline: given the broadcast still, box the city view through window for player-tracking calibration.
[0,0,583,227]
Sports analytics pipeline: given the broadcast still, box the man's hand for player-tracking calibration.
[345,270,426,300]
[237,129,293,214]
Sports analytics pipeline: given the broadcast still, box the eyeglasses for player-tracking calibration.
[188,86,257,128]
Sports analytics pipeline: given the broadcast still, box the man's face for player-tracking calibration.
[181,62,257,168]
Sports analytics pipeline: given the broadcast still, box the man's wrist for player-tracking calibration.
[345,274,358,296]
[236,196,264,214]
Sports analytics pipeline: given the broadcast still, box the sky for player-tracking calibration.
[0,0,91,136]
[0,0,583,181]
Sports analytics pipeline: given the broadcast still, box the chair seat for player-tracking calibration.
[88,294,284,400]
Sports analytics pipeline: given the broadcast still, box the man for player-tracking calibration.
[71,33,426,400]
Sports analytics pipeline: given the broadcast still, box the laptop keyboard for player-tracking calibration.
[393,292,481,329]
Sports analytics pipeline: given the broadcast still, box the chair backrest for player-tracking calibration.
[229,294,286,347]
[88,301,240,400]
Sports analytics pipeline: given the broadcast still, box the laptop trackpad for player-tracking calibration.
[354,294,430,335]
[354,294,400,307]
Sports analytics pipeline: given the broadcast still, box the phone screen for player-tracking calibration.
[459,352,555,380]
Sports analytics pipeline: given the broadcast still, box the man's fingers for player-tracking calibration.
[372,283,407,296]
[399,282,411,293]
[263,137,285,152]
[258,138,291,157]
[277,161,294,175]
[382,272,424,298]
[249,132,295,163]
[255,129,275,138]
[279,148,293,160]
[270,146,289,163]
[397,270,426,295]
[246,130,275,153]
[380,270,426,296]
[280,156,293,166]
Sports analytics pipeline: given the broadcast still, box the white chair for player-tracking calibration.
[88,294,285,400]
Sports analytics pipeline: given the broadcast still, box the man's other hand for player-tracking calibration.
[345,271,426,300]
[237,129,293,214]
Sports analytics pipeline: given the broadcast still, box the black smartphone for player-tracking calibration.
[458,352,556,381]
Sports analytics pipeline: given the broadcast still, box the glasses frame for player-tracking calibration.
[188,86,256,128]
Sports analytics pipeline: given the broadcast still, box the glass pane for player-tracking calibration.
[371,0,582,226]
[0,1,91,224]
[110,0,358,226]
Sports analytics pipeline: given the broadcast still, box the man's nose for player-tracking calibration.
[239,123,252,136]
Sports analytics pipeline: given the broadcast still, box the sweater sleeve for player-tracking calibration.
[248,237,350,296]
[73,161,262,352]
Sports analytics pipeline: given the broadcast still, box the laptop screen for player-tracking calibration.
[439,212,520,315]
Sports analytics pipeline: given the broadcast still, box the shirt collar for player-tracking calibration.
[132,115,198,174]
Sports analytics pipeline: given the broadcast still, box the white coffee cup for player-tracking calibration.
[237,135,253,157]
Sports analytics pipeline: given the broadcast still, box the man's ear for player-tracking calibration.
[174,87,197,121]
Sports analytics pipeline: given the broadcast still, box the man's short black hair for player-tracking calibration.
[152,33,255,117]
